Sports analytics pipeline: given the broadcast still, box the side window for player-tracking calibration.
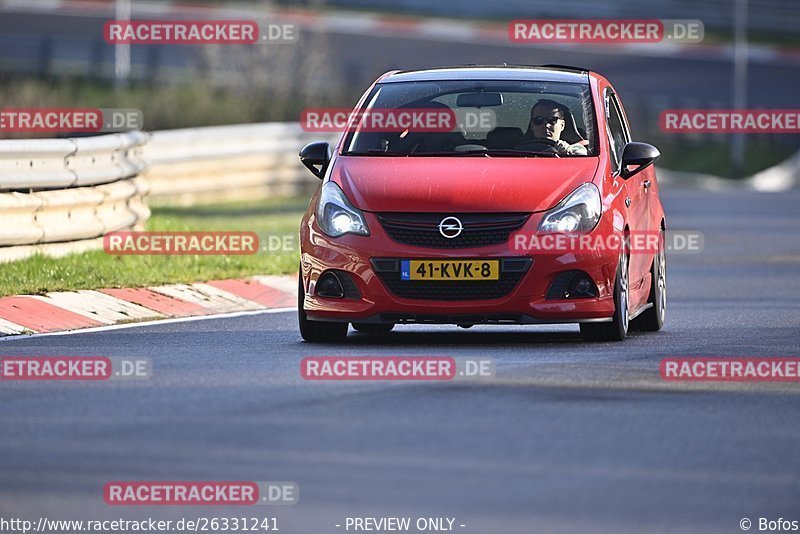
[604,91,628,171]
[612,93,632,142]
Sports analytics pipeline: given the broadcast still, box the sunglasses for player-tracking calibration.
[532,116,564,126]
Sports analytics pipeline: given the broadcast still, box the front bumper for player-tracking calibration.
[300,211,620,325]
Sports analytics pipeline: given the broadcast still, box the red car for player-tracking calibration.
[298,65,666,342]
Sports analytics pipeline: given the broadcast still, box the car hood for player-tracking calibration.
[333,156,600,213]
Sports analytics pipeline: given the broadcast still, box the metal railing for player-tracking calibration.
[0,132,150,262]
[143,123,337,205]
[0,124,338,262]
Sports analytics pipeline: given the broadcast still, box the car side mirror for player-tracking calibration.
[299,141,331,179]
[620,142,660,179]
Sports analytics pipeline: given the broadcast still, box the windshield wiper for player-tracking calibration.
[344,148,568,157]
[412,149,561,158]
[342,149,411,156]
[476,149,561,158]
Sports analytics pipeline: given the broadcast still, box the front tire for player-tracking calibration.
[298,272,348,343]
[580,250,629,342]
[630,227,666,332]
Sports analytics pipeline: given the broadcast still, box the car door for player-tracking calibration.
[604,89,649,302]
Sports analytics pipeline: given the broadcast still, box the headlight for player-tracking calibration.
[538,183,601,234]
[316,181,370,237]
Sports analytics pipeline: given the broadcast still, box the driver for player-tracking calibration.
[516,99,588,155]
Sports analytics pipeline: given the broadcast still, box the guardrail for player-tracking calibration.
[0,124,338,263]
[0,132,149,262]
[143,123,338,205]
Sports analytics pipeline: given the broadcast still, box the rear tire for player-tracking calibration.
[352,323,395,333]
[580,250,629,342]
[630,227,666,332]
[298,272,348,343]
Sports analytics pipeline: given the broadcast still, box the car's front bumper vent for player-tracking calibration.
[377,212,530,249]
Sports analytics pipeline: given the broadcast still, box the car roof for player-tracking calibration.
[380,65,591,84]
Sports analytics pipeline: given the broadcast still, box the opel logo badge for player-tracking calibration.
[438,216,463,239]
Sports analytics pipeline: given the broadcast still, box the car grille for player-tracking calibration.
[377,212,529,249]
[371,258,531,301]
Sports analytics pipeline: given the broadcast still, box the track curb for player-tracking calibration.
[0,274,297,337]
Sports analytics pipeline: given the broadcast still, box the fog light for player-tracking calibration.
[574,278,592,294]
[565,273,598,298]
[316,271,344,298]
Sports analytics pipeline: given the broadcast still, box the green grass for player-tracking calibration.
[0,197,310,297]
[0,76,348,136]
[654,141,797,178]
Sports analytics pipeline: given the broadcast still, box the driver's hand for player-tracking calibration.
[555,140,571,153]
[566,143,588,156]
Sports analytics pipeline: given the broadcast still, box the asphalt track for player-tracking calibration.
[1,185,799,533]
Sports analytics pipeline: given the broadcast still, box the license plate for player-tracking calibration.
[400,260,499,281]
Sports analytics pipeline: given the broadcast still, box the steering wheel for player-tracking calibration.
[514,137,562,154]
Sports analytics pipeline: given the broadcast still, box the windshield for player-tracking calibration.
[342,79,597,157]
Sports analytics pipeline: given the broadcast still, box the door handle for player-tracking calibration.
[625,196,631,208]
[643,179,651,189]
